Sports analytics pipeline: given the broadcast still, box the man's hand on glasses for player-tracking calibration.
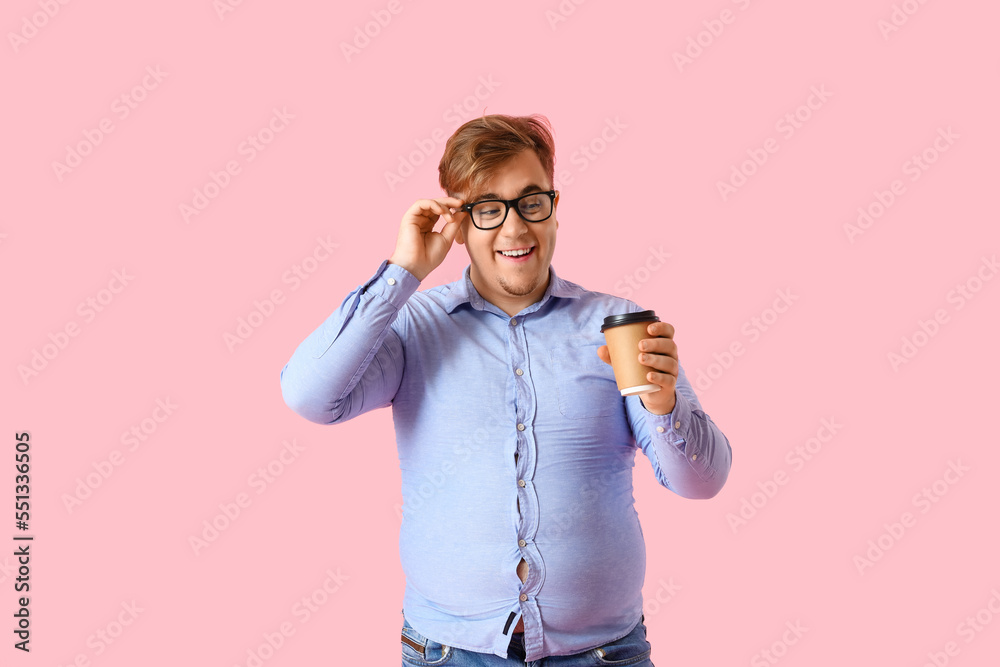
[388,197,468,282]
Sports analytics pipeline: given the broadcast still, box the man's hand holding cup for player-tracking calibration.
[598,316,677,416]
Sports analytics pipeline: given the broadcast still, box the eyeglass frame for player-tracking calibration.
[459,190,558,230]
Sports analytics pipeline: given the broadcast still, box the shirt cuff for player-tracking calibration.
[643,389,693,453]
[360,260,421,310]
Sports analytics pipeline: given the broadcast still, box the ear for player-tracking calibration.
[455,223,466,246]
[554,190,560,230]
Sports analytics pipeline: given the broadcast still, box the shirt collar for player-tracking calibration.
[442,263,584,314]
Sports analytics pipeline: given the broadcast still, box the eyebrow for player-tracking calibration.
[473,184,546,201]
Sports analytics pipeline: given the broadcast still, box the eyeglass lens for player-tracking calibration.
[471,193,551,228]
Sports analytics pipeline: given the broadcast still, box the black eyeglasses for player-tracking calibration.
[460,190,557,230]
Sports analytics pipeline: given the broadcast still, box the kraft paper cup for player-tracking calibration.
[601,310,662,396]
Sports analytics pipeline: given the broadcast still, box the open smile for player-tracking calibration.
[496,246,535,262]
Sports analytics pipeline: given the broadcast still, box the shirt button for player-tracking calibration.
[515,368,524,376]
[656,426,665,433]
[517,423,525,431]
[519,594,528,601]
[518,479,526,487]
[691,453,698,460]
[674,420,681,430]
[510,318,517,326]
[518,539,527,547]
[387,277,396,285]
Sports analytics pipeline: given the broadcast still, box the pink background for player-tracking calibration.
[3,1,999,665]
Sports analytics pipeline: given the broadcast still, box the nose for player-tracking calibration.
[499,204,531,235]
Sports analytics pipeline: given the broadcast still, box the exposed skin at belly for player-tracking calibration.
[515,451,527,633]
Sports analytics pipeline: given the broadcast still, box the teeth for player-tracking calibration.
[500,248,532,257]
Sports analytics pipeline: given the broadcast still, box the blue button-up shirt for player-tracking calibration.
[279,259,732,661]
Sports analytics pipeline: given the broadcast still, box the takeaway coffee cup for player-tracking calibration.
[600,310,662,396]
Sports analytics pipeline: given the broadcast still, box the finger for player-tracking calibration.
[425,199,451,222]
[438,218,462,246]
[407,200,443,228]
[646,370,678,389]
[437,208,467,233]
[638,351,678,376]
[420,198,468,226]
[638,337,677,359]
[647,321,675,339]
[434,197,468,213]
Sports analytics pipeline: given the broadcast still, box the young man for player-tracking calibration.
[279,114,732,665]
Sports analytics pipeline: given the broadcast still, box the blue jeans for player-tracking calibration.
[401,614,654,666]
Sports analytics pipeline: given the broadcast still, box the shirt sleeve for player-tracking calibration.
[278,259,419,425]
[625,361,732,499]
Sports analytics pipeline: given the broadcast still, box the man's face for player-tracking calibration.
[453,149,559,315]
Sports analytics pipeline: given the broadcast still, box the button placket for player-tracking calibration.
[509,315,543,604]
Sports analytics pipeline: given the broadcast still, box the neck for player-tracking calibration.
[471,267,551,318]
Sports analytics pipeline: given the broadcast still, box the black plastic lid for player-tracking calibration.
[600,310,659,332]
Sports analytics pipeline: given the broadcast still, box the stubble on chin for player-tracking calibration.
[496,272,538,297]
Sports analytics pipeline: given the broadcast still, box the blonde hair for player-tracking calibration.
[439,114,556,200]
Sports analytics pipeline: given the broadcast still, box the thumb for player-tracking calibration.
[596,345,612,366]
[439,217,462,246]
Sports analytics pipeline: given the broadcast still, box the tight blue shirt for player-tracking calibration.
[279,259,732,661]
